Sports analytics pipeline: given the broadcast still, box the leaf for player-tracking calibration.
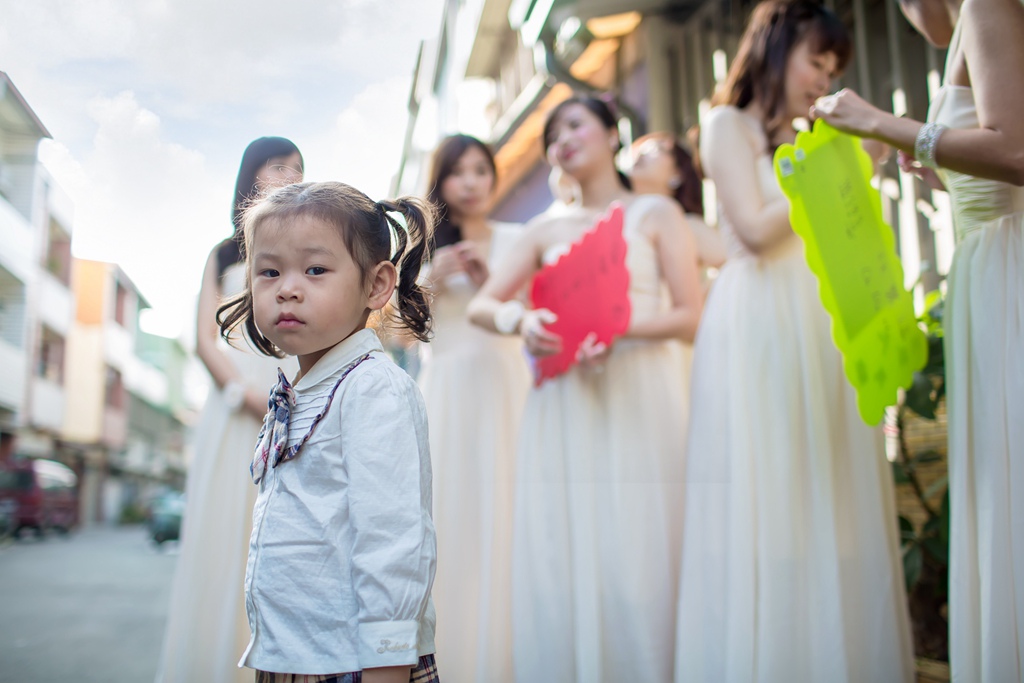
[923,535,948,563]
[911,450,943,465]
[924,474,949,500]
[922,336,945,375]
[904,544,923,592]
[905,372,938,419]
[899,515,916,544]
[922,290,943,317]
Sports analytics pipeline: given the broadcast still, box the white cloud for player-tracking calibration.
[308,77,415,199]
[3,0,446,343]
[41,91,223,340]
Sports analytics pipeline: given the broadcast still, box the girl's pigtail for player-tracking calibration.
[378,196,434,343]
[216,278,282,357]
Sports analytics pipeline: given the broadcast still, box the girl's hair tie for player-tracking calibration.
[376,201,410,264]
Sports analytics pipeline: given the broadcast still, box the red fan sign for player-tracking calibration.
[529,202,631,385]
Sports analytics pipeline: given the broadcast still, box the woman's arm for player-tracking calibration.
[196,249,266,420]
[701,107,794,253]
[625,199,704,342]
[685,213,728,268]
[812,0,1024,185]
[467,220,562,357]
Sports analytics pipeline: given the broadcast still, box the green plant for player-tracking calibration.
[894,289,948,660]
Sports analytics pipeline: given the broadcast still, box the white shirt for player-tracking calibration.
[239,329,437,674]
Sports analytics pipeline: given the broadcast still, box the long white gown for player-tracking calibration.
[512,196,689,683]
[934,22,1024,683]
[156,262,295,683]
[419,224,531,683]
[674,118,915,682]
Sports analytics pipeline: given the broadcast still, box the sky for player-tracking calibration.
[0,0,445,343]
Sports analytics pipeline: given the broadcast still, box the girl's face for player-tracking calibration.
[784,39,838,121]
[440,145,495,220]
[630,138,679,195]
[250,214,387,374]
[255,151,304,193]
[546,104,619,180]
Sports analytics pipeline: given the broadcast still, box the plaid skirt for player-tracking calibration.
[255,654,439,683]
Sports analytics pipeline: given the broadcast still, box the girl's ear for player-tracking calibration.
[366,261,398,311]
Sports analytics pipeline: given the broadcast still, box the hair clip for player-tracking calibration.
[384,209,408,234]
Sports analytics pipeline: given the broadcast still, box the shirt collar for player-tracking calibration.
[292,328,383,393]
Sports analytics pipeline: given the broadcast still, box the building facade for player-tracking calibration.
[0,71,192,527]
[395,0,954,303]
[62,260,191,524]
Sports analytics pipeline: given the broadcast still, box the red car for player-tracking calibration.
[0,458,79,536]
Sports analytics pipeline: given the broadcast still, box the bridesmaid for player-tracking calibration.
[468,95,703,682]
[674,2,914,681]
[812,1,1024,679]
[629,132,726,270]
[418,134,531,683]
[156,137,302,683]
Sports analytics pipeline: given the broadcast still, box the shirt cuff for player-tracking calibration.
[358,620,421,669]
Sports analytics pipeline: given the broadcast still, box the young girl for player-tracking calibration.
[469,95,703,682]
[674,2,913,681]
[217,182,440,683]
[157,136,303,683]
[419,134,530,683]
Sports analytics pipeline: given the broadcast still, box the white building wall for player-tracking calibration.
[0,196,34,282]
[62,325,104,443]
[37,271,73,337]
[124,355,168,408]
[0,336,26,414]
[29,377,64,432]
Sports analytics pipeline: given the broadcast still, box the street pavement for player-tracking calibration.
[0,525,179,683]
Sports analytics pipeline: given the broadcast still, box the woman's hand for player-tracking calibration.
[810,88,889,139]
[898,150,947,191]
[454,240,489,288]
[428,245,464,284]
[576,332,612,371]
[521,308,562,358]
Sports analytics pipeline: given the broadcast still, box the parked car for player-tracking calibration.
[148,491,185,545]
[0,458,79,536]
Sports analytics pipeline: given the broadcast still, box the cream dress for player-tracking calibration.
[419,224,531,683]
[156,262,295,683]
[512,196,689,683]
[934,22,1024,683]
[674,110,915,682]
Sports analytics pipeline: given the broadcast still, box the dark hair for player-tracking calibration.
[215,136,304,279]
[217,181,434,355]
[542,95,631,190]
[714,0,851,146]
[426,134,497,251]
[632,132,704,215]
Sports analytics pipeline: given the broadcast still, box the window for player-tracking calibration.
[45,218,72,285]
[114,281,129,327]
[36,327,65,383]
[105,366,125,409]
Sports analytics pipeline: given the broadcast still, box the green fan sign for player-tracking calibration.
[773,120,927,425]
